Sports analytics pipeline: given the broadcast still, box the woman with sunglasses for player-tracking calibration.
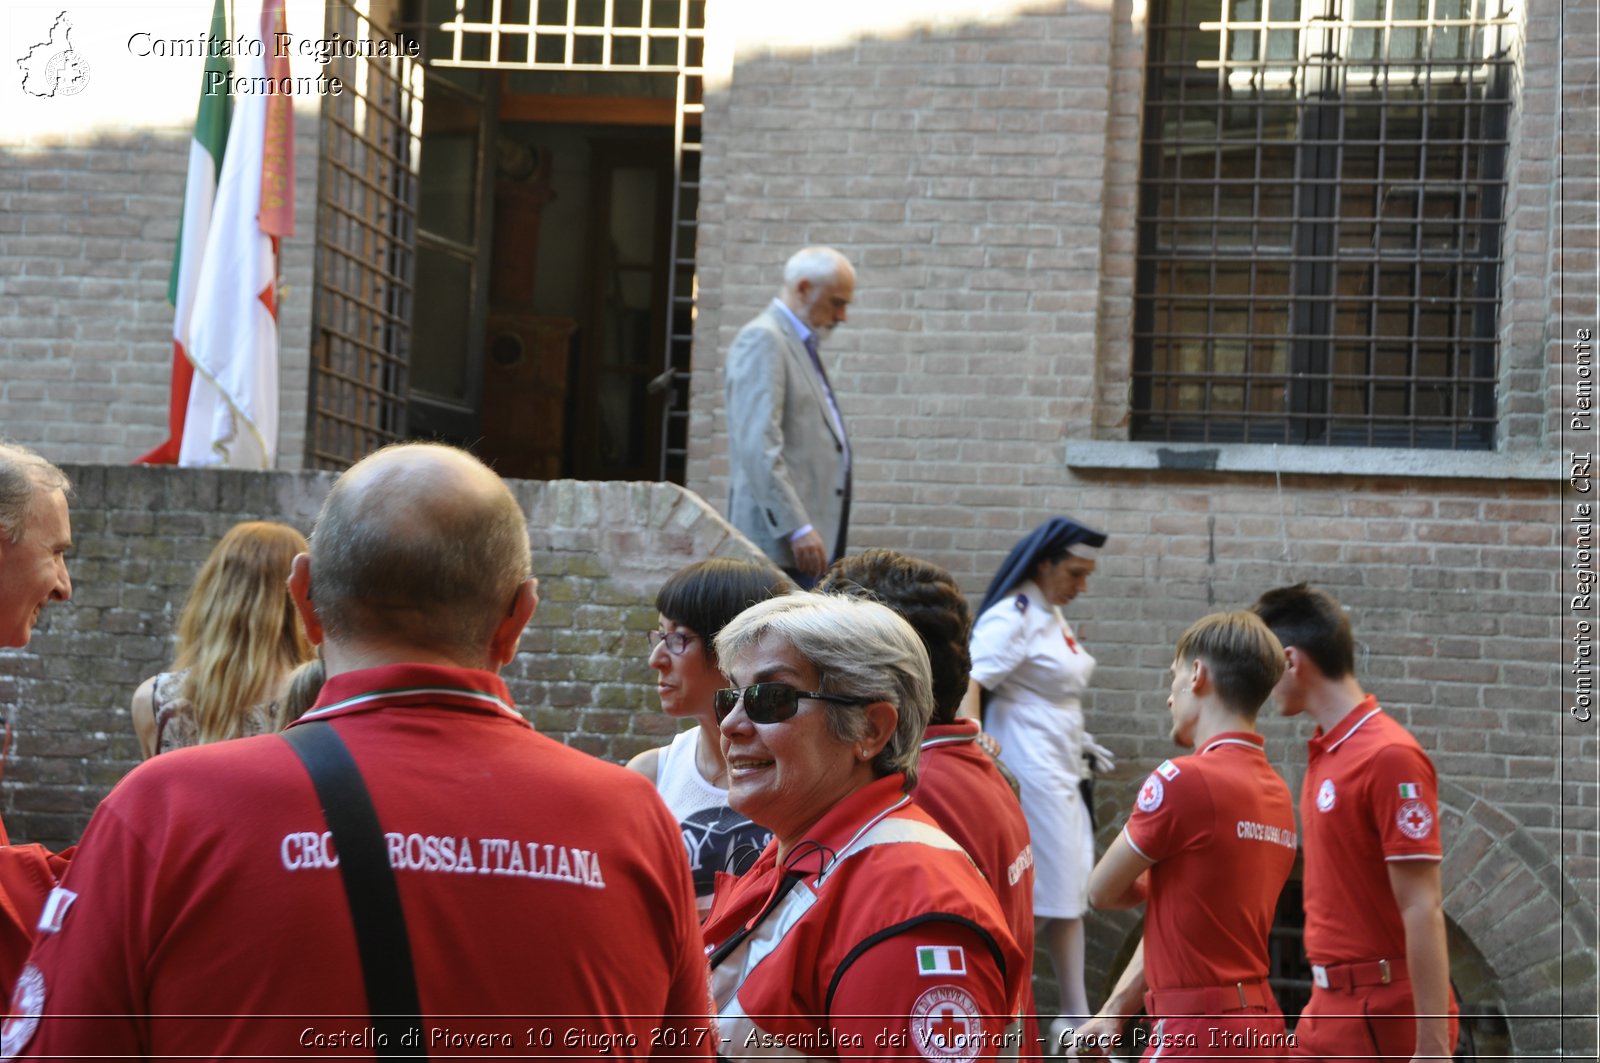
[626,558,793,918]
[703,593,1025,1058]
[960,516,1114,1051]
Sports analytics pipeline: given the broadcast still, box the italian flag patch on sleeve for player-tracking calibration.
[917,945,966,976]
[1398,783,1420,798]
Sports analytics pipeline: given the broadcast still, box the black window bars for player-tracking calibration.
[1132,0,1516,450]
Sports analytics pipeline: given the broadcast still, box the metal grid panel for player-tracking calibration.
[308,3,425,470]
[424,0,706,73]
[1131,0,1516,449]
[654,70,701,483]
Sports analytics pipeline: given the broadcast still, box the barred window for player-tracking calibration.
[1132,0,1516,449]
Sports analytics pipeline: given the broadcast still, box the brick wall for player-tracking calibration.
[691,0,1124,588]
[687,0,1594,1052]
[0,5,323,469]
[0,465,766,846]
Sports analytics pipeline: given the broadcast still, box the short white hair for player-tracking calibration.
[715,591,932,788]
[782,246,853,292]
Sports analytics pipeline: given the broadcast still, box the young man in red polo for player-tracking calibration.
[1252,583,1456,1062]
[1073,611,1296,1059]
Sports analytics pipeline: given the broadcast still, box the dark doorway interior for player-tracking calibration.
[408,67,496,447]
[480,121,673,481]
[409,68,679,482]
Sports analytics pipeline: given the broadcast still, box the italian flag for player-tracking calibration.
[138,0,292,469]
[1398,783,1420,799]
[917,945,966,976]
[135,0,230,465]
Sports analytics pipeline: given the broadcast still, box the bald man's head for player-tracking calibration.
[308,444,532,662]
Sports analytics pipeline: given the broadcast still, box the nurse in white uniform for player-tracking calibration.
[960,517,1114,1050]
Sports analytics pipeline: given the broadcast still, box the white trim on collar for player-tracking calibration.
[1326,706,1383,753]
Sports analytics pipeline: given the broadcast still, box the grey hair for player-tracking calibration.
[0,442,70,545]
[714,591,933,789]
[782,246,853,292]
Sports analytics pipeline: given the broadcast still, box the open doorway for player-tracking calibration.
[313,1,704,475]
[407,66,682,482]
[479,103,674,481]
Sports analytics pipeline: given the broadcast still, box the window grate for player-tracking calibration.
[1131,0,1516,450]
[422,0,706,74]
[307,2,425,470]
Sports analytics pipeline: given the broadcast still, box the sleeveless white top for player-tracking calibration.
[654,726,773,917]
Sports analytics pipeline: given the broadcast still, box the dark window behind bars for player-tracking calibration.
[1131,0,1515,450]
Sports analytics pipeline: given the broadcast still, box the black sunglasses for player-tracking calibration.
[713,683,870,725]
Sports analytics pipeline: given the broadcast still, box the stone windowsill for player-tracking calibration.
[1065,440,1564,481]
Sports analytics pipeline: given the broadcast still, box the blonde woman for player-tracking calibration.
[130,521,314,758]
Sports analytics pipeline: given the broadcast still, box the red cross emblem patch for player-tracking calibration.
[1396,799,1434,840]
[1137,775,1164,813]
[911,984,982,1062]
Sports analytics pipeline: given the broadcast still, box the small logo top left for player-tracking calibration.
[17,12,91,98]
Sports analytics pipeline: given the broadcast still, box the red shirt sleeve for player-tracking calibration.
[14,801,148,1057]
[828,921,1016,1060]
[0,842,68,1008]
[1124,761,1211,864]
[1365,743,1443,860]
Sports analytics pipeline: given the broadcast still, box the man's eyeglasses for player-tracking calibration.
[647,629,699,655]
[713,682,870,725]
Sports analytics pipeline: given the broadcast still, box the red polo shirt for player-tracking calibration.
[10,663,710,1058]
[914,720,1039,1060]
[1300,696,1443,966]
[702,776,1025,1060]
[1124,732,1296,991]
[913,720,1035,977]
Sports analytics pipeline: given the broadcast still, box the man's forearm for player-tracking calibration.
[1099,939,1147,1020]
[1402,901,1453,1058]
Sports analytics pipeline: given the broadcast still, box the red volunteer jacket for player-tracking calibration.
[703,775,1025,1060]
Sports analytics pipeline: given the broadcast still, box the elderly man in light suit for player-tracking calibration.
[724,247,855,586]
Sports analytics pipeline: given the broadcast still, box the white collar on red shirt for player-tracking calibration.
[921,718,981,749]
[293,662,527,727]
[1197,731,1267,756]
[1314,694,1383,753]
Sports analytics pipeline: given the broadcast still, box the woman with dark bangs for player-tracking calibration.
[627,557,793,917]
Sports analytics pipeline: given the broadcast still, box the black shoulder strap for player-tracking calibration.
[706,871,805,971]
[282,722,425,1057]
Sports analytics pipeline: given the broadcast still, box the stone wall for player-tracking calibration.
[0,465,766,847]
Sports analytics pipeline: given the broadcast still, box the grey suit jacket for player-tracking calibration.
[724,304,849,569]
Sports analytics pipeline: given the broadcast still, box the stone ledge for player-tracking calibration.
[1066,440,1564,482]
